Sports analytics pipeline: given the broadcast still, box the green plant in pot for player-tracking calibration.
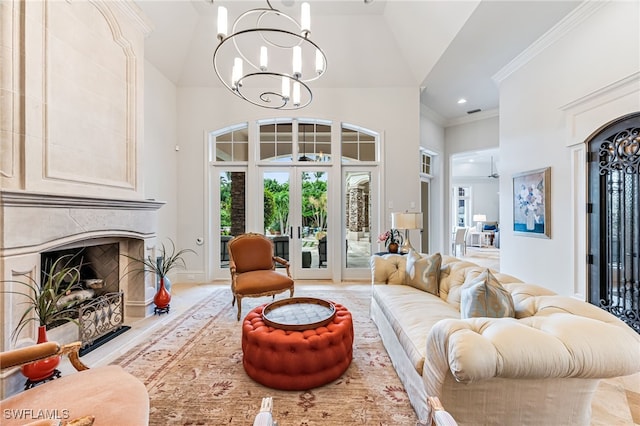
[123,239,195,315]
[2,254,83,381]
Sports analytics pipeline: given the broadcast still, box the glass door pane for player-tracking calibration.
[300,170,329,272]
[345,171,371,268]
[219,171,246,267]
[263,171,291,267]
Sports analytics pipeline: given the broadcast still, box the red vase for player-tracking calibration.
[21,325,60,381]
[154,276,171,309]
[388,242,399,253]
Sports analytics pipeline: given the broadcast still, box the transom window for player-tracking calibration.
[341,125,376,162]
[212,124,249,162]
[259,120,293,161]
[420,150,432,176]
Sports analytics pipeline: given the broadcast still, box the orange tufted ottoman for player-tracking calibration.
[242,302,354,390]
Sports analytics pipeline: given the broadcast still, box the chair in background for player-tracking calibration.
[1,341,149,425]
[228,233,295,320]
[451,227,468,257]
[318,236,327,267]
[271,235,290,267]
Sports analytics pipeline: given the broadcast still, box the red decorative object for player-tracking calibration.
[242,302,353,390]
[154,276,171,314]
[388,242,399,253]
[21,325,60,381]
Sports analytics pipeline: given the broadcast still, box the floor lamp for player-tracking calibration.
[391,212,423,254]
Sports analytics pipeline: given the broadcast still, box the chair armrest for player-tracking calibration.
[273,256,291,277]
[273,256,289,267]
[428,396,457,426]
[0,341,89,371]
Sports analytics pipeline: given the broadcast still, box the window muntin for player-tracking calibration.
[341,125,376,162]
[298,122,331,162]
[213,126,249,161]
[260,122,293,161]
[421,151,432,175]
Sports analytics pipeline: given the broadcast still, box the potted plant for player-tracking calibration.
[123,239,195,315]
[2,254,83,381]
[377,229,404,253]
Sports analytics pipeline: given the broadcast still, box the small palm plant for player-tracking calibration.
[122,239,195,280]
[4,254,83,342]
[122,239,195,313]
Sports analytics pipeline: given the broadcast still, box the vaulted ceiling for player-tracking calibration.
[136,0,582,122]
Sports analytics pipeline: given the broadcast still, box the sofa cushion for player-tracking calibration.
[405,251,441,295]
[372,284,459,375]
[371,254,406,284]
[439,256,522,307]
[460,269,515,318]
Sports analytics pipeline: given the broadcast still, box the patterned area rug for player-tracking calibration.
[114,288,418,425]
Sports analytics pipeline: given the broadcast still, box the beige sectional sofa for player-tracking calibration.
[370,253,640,425]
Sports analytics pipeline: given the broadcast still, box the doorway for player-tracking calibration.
[262,168,331,279]
[587,112,640,333]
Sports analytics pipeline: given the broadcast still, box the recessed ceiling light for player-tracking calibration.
[457,98,467,104]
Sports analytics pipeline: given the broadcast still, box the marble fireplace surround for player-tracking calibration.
[0,190,164,350]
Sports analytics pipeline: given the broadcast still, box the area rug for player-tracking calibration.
[114,287,418,425]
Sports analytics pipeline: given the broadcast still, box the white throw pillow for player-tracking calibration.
[460,269,515,319]
[405,250,442,295]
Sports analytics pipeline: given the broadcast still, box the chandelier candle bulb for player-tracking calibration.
[293,82,301,106]
[282,77,290,100]
[301,2,311,35]
[232,57,243,89]
[217,6,227,40]
[260,46,268,71]
[293,46,302,78]
[315,49,323,74]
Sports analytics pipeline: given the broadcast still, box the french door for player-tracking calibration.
[262,167,332,279]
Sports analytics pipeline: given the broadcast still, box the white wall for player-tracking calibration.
[176,86,421,278]
[497,1,640,295]
[144,61,179,261]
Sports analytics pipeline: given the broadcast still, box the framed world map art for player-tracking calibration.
[512,167,551,238]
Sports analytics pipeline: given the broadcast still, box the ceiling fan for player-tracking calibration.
[487,156,499,179]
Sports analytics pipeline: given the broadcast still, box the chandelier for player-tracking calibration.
[213,1,327,110]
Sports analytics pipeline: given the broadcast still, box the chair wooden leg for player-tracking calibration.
[236,297,242,321]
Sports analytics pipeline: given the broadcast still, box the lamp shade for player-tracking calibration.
[472,214,487,222]
[391,212,423,230]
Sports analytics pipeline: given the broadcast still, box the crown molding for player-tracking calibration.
[493,0,609,85]
[420,104,446,126]
[108,0,155,36]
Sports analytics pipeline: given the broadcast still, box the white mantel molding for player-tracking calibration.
[0,190,165,210]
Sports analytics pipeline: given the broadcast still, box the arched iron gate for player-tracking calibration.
[587,112,640,333]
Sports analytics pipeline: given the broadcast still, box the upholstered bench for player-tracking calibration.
[242,303,354,390]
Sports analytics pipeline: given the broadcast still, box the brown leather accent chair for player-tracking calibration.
[228,233,295,320]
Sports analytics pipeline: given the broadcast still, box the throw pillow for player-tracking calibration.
[460,269,515,318]
[405,250,442,295]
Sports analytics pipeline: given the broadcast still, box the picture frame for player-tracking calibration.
[512,167,551,238]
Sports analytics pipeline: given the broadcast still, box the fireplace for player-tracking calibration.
[1,190,164,396]
[41,242,129,353]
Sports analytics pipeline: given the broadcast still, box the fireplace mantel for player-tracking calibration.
[1,190,165,210]
[0,191,165,257]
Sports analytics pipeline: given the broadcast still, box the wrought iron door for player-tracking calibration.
[588,112,640,333]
